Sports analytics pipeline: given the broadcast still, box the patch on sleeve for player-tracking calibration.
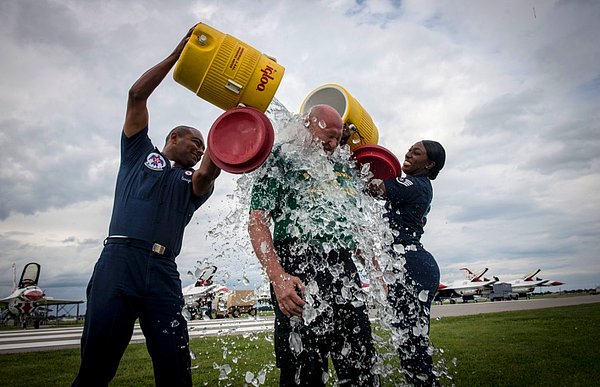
[395,177,413,187]
[181,169,193,183]
[144,152,167,171]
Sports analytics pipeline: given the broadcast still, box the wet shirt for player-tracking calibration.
[384,175,433,245]
[108,127,212,256]
[250,145,359,251]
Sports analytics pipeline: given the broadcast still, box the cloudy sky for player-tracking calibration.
[1,0,599,307]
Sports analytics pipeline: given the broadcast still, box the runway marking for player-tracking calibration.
[0,317,274,353]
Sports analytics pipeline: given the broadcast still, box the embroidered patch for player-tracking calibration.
[144,152,166,171]
[396,177,413,187]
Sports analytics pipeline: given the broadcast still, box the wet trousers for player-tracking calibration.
[72,243,191,387]
[272,243,379,386]
[388,244,440,387]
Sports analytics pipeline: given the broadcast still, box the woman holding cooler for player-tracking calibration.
[371,140,446,386]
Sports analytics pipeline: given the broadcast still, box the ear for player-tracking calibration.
[426,161,436,170]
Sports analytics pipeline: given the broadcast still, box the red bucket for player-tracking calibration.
[352,144,401,180]
[207,107,274,173]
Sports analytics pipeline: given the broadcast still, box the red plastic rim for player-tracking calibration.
[352,144,401,179]
[207,107,274,173]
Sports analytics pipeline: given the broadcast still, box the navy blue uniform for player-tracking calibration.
[73,128,212,387]
[384,175,440,386]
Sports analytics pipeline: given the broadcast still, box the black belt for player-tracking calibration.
[104,237,175,259]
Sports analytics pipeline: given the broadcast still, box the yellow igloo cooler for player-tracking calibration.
[173,23,285,113]
[300,83,379,151]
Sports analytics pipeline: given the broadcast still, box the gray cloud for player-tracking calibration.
[1,0,599,305]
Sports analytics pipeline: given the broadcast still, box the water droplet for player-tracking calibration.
[260,241,270,254]
[218,364,232,380]
[393,244,405,254]
[418,290,429,302]
[383,271,397,284]
[181,307,191,321]
[302,303,318,324]
[341,342,351,356]
[289,331,304,355]
[257,368,267,384]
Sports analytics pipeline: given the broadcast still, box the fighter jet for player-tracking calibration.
[181,265,228,320]
[0,262,83,328]
[435,267,498,303]
[499,269,564,298]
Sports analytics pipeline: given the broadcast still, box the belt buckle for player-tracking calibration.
[152,243,166,255]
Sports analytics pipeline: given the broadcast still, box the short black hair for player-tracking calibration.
[422,140,446,180]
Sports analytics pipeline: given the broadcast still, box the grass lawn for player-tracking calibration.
[0,303,598,386]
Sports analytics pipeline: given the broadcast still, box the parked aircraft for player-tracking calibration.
[435,268,498,303]
[0,262,83,328]
[181,265,228,320]
[454,268,565,300]
[498,269,564,298]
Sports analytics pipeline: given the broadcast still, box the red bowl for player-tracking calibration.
[352,144,401,180]
[207,107,274,173]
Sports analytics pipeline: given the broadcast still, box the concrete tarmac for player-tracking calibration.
[0,316,275,354]
[430,294,600,318]
[1,294,598,353]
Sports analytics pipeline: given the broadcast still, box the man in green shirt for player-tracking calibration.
[248,105,378,386]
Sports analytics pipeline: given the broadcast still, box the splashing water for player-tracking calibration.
[192,98,451,384]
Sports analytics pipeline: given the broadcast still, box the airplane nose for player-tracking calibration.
[22,289,44,301]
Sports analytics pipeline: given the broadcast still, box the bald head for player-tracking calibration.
[165,125,203,145]
[306,104,343,153]
[308,104,343,130]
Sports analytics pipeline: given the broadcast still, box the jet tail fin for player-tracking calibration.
[460,267,475,277]
[524,269,541,281]
[460,267,489,281]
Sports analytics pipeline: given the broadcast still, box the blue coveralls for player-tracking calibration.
[73,128,211,387]
[384,175,441,386]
